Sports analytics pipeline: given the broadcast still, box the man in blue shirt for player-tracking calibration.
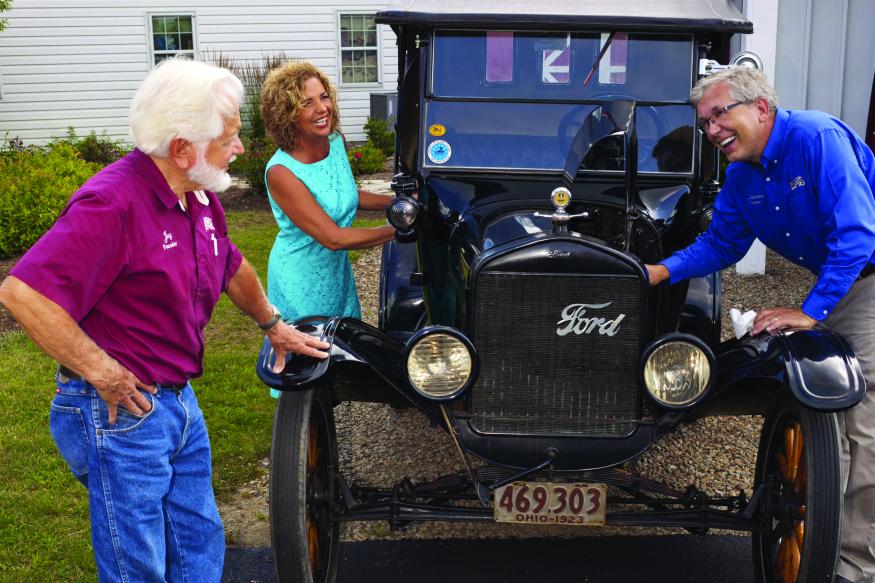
[647,68,875,583]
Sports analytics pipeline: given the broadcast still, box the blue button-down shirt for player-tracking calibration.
[662,108,875,320]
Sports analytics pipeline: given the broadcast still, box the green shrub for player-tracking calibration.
[49,127,129,166]
[363,117,395,156]
[229,136,277,196]
[0,142,101,258]
[347,142,385,175]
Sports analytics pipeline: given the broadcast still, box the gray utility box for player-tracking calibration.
[370,92,398,121]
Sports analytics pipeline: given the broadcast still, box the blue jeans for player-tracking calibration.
[49,376,225,582]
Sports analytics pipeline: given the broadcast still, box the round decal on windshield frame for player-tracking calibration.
[427,140,452,164]
[429,124,446,136]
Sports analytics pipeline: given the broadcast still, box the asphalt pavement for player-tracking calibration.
[222,535,753,583]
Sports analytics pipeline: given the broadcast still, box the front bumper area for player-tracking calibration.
[332,464,764,534]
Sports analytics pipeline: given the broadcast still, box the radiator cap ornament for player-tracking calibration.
[536,187,588,232]
[551,187,571,210]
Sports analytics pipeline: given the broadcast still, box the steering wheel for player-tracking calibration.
[556,96,666,170]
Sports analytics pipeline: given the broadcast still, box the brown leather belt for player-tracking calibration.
[57,365,187,393]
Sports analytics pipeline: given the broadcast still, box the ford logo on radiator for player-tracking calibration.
[556,302,626,336]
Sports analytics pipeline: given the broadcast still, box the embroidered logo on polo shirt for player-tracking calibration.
[789,176,806,190]
[748,193,765,206]
[162,230,178,251]
[202,217,219,255]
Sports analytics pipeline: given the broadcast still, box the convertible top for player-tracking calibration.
[375,0,753,34]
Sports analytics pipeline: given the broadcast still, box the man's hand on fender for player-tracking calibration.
[266,321,330,373]
[751,307,818,336]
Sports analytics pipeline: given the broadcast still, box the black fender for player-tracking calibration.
[678,272,721,346]
[256,316,441,419]
[698,328,866,416]
[379,240,425,334]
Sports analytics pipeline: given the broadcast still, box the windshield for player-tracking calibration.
[424,31,696,173]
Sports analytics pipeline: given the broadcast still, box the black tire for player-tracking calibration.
[752,393,841,583]
[270,387,340,583]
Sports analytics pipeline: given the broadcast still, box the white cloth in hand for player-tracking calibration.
[729,308,757,340]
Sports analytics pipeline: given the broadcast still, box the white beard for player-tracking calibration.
[187,150,234,193]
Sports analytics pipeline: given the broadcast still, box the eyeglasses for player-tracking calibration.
[695,101,748,132]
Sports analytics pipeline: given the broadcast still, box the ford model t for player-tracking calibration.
[257,1,866,582]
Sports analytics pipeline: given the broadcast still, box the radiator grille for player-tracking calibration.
[471,272,641,436]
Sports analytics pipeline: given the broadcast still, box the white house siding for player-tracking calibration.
[773,0,874,138]
[0,1,398,145]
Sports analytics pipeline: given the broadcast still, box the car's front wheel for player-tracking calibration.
[752,393,841,583]
[270,386,340,583]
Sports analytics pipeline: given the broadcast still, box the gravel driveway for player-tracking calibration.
[221,238,816,546]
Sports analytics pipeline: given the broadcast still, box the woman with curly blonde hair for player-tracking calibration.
[261,62,394,396]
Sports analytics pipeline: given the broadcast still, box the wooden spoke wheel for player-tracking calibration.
[270,387,340,583]
[753,394,841,583]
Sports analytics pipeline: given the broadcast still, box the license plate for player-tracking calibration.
[493,481,606,526]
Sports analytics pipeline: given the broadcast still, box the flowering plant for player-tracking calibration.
[347,143,385,175]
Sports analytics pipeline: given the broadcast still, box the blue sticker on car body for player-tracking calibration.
[427,140,452,164]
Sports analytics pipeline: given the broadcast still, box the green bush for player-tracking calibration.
[229,136,277,196]
[0,142,101,258]
[363,117,395,156]
[49,127,129,166]
[347,142,385,175]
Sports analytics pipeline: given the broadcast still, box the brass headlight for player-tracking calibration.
[642,336,713,408]
[405,329,477,400]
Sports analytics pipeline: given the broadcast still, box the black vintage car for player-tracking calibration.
[257,1,866,582]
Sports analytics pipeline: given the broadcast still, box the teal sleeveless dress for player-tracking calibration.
[265,133,360,396]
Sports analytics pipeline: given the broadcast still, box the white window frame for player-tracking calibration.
[335,11,382,87]
[146,12,198,67]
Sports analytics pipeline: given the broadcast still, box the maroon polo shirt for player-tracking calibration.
[11,149,243,384]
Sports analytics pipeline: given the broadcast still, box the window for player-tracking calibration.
[427,32,697,173]
[432,31,693,102]
[339,13,379,84]
[149,14,196,66]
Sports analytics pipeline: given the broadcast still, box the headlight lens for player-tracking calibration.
[643,341,711,407]
[406,332,473,399]
[387,197,419,229]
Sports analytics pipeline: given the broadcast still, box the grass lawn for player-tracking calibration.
[0,210,383,582]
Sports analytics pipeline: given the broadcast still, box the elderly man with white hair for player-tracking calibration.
[0,58,329,582]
